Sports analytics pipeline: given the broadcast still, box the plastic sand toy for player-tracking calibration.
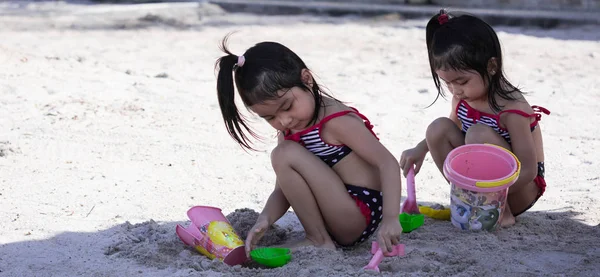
[176,206,247,266]
[250,247,292,268]
[399,212,424,233]
[400,167,421,215]
[444,144,521,231]
[398,167,424,232]
[419,205,451,221]
[363,241,405,272]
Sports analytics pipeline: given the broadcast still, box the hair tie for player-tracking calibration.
[438,14,449,25]
[236,55,245,68]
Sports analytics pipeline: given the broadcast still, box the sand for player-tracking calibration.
[1,2,599,276]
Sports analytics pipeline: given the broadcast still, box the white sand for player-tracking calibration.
[1,2,599,276]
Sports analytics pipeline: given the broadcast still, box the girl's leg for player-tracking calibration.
[425,117,465,175]
[270,141,367,247]
[463,123,518,227]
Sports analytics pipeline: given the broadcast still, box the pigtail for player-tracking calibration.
[425,9,447,51]
[425,9,449,107]
[215,37,258,150]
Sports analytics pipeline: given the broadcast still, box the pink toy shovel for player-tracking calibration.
[400,166,421,215]
[363,241,405,272]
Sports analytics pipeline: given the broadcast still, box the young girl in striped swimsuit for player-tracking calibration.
[215,35,403,256]
[400,10,550,227]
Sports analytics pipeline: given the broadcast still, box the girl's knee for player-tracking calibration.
[270,140,303,170]
[426,117,456,141]
[464,123,498,144]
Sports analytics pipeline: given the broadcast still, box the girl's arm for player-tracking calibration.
[413,138,429,154]
[504,113,538,190]
[329,115,403,252]
[259,185,290,225]
[259,133,291,224]
[328,116,401,221]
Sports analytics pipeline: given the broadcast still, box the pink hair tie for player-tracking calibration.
[438,14,449,25]
[236,55,245,68]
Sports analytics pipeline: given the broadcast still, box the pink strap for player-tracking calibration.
[318,109,356,126]
[498,109,533,118]
[284,107,378,141]
[532,106,551,121]
[459,99,551,127]
[499,105,551,124]
[345,108,378,140]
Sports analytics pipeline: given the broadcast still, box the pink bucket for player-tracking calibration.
[443,144,521,231]
[176,206,247,266]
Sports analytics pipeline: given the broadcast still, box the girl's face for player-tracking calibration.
[249,87,316,132]
[436,69,487,102]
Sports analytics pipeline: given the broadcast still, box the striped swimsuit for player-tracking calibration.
[284,108,383,245]
[284,108,378,166]
[455,100,550,144]
[455,100,551,215]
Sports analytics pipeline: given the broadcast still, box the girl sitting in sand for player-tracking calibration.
[400,10,550,227]
[214,35,403,255]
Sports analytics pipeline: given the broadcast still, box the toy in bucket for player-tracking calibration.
[175,206,247,266]
[444,144,521,231]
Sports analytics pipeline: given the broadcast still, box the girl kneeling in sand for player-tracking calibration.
[400,10,550,227]
[215,35,403,255]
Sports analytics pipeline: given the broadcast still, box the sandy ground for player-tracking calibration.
[1,1,599,276]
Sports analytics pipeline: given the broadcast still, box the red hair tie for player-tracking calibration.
[438,14,449,25]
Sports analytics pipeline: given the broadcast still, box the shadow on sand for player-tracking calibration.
[1,208,599,276]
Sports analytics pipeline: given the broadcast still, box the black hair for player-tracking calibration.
[215,34,334,151]
[425,9,521,112]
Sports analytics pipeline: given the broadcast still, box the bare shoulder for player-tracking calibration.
[326,102,363,126]
[319,100,370,142]
[320,98,367,124]
[502,93,535,114]
[321,97,353,116]
[499,94,536,126]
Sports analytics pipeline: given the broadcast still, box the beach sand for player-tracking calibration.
[0,2,599,276]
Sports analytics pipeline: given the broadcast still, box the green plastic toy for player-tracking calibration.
[250,247,292,268]
[399,213,424,233]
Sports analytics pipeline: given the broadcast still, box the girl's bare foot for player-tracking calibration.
[500,205,516,227]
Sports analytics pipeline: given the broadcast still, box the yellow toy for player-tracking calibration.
[194,221,244,259]
[176,206,247,266]
[418,205,451,221]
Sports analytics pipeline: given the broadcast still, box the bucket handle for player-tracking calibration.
[475,144,521,188]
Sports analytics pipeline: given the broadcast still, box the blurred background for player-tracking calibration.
[3,0,599,27]
[1,1,599,277]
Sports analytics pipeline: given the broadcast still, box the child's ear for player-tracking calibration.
[300,69,314,87]
[487,57,499,75]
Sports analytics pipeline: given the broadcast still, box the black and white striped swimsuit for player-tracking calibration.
[284,108,378,167]
[284,107,383,246]
[456,100,550,144]
[456,100,551,215]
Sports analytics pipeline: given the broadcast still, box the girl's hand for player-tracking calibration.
[376,216,403,254]
[244,216,270,257]
[399,145,427,177]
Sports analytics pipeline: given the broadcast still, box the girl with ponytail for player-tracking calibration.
[215,34,403,255]
[400,10,551,227]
